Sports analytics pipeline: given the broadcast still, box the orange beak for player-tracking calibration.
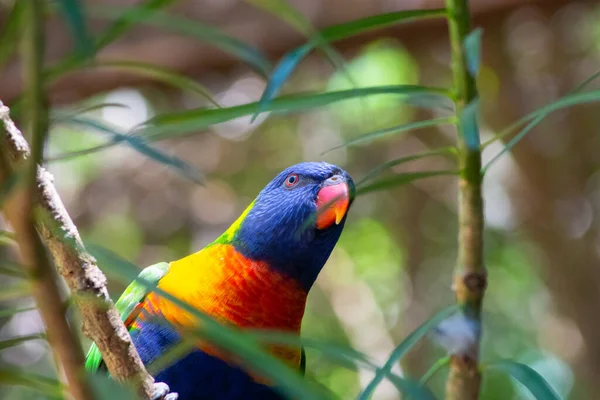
[315,180,350,230]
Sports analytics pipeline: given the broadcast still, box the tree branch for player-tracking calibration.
[445,0,486,399]
[0,104,156,399]
[0,9,156,393]
[0,2,95,399]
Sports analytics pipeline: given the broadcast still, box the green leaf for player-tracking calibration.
[94,0,179,50]
[87,245,332,400]
[464,28,482,77]
[245,0,312,34]
[55,0,94,57]
[56,117,204,184]
[0,369,63,398]
[87,373,138,400]
[0,334,46,351]
[356,170,458,196]
[357,306,458,400]
[319,9,446,43]
[572,68,600,93]
[483,89,600,172]
[324,117,455,154]
[0,282,31,301]
[460,98,480,150]
[358,147,456,186]
[87,61,221,107]
[245,0,356,121]
[419,357,450,385]
[403,357,450,400]
[0,230,16,246]
[0,262,25,278]
[141,85,452,140]
[249,331,438,399]
[222,327,438,399]
[86,5,272,77]
[0,0,25,73]
[51,102,130,123]
[44,0,181,82]
[0,306,37,319]
[254,9,446,120]
[251,44,312,122]
[247,330,373,370]
[145,339,197,375]
[485,360,561,400]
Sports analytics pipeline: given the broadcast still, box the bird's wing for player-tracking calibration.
[84,262,170,372]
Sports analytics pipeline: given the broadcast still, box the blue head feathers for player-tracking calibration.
[232,162,355,290]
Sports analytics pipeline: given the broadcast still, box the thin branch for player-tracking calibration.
[0,107,156,399]
[0,1,95,399]
[445,0,486,399]
[0,7,156,395]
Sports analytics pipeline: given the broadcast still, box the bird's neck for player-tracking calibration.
[156,243,308,333]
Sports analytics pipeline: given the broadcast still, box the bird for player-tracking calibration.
[85,162,355,400]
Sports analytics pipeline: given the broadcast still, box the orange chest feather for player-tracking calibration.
[142,244,307,367]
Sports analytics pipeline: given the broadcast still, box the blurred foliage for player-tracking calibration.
[328,40,420,130]
[0,0,599,399]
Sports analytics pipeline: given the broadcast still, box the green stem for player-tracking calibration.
[420,356,451,386]
[20,1,95,399]
[444,0,486,399]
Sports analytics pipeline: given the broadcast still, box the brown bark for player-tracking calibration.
[0,100,156,399]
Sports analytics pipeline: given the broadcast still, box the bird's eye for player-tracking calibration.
[284,173,300,188]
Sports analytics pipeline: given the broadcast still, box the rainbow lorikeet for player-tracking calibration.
[85,162,355,400]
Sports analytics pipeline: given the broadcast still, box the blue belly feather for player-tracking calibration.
[131,322,286,400]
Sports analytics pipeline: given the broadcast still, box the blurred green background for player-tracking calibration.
[1,0,599,398]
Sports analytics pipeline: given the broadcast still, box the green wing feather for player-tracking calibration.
[84,262,170,372]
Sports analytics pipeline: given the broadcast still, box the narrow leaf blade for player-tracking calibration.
[486,360,561,400]
[87,373,138,400]
[245,0,312,34]
[0,334,46,351]
[0,369,63,397]
[325,117,455,154]
[0,282,31,301]
[55,0,94,57]
[142,86,452,140]
[358,147,456,185]
[357,306,458,400]
[88,6,272,77]
[356,170,458,196]
[255,9,447,120]
[63,117,204,184]
[251,44,312,122]
[51,103,130,124]
[0,0,26,72]
[460,98,480,151]
[483,89,600,171]
[94,0,179,50]
[464,28,483,77]
[90,61,221,107]
[0,306,38,319]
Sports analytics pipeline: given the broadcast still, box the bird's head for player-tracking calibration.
[228,162,355,290]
